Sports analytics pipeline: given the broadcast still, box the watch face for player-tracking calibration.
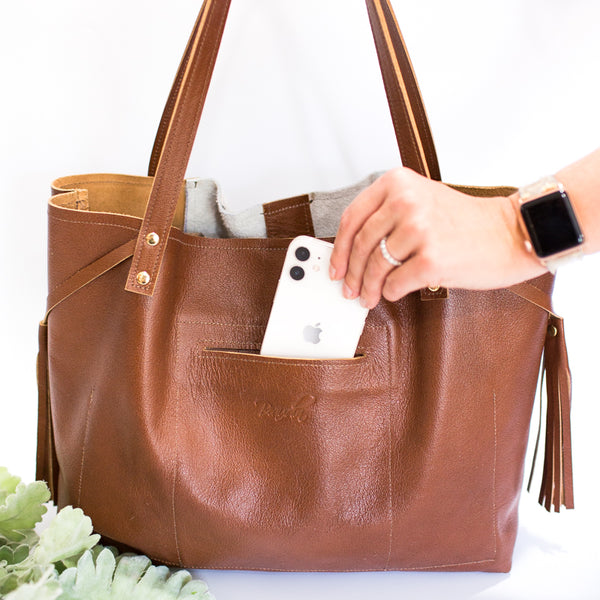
[520,190,584,258]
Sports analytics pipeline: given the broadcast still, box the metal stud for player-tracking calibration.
[146,232,160,246]
[548,324,558,337]
[428,286,441,293]
[136,271,151,286]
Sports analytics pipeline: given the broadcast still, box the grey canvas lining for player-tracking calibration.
[183,172,383,238]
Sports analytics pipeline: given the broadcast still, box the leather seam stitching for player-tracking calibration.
[135,553,497,572]
[382,0,436,174]
[303,201,313,236]
[197,340,262,347]
[373,0,429,177]
[263,201,308,216]
[48,214,140,232]
[53,180,152,189]
[169,240,284,250]
[172,327,183,565]
[201,353,367,368]
[371,3,424,176]
[491,390,498,559]
[47,214,287,249]
[385,326,393,569]
[77,388,95,507]
[178,320,386,329]
[179,340,381,353]
[181,321,265,327]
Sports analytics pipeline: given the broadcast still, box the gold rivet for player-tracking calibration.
[548,324,558,337]
[428,286,441,292]
[146,232,160,246]
[136,271,151,286]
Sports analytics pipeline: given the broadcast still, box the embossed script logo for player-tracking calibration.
[254,394,316,423]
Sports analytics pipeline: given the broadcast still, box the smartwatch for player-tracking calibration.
[516,175,584,273]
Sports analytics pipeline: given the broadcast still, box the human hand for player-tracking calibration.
[329,167,547,309]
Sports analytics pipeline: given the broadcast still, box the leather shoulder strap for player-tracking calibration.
[148,0,440,181]
[365,0,440,180]
[130,0,440,295]
[147,3,208,178]
[126,0,230,295]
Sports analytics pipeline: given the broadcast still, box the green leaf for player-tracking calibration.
[2,529,40,550]
[108,553,151,596]
[0,468,213,600]
[0,476,50,541]
[0,565,19,595]
[34,506,100,567]
[3,568,63,600]
[0,467,21,504]
[0,541,30,565]
[57,548,213,600]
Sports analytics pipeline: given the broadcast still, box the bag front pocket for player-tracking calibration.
[172,319,395,570]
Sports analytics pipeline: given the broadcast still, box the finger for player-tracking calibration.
[329,177,387,281]
[359,228,421,309]
[342,209,397,299]
[381,254,436,302]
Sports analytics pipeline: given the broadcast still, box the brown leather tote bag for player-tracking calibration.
[37,0,574,573]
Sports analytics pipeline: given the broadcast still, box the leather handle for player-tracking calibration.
[147,3,208,179]
[126,0,231,295]
[366,0,440,179]
[148,0,440,180]
[129,0,441,296]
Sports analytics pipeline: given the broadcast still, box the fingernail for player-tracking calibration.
[359,296,369,308]
[329,265,336,280]
[343,283,356,299]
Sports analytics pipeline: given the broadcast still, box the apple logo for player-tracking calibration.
[303,323,323,344]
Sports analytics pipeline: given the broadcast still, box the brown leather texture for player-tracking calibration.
[37,0,574,575]
[263,195,315,239]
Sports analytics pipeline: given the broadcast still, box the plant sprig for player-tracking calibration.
[0,467,213,600]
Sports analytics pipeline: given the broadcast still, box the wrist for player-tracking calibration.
[556,160,599,255]
[502,192,549,275]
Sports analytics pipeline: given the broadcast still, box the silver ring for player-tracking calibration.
[379,237,402,267]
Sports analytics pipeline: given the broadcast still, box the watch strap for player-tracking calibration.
[518,175,565,203]
[516,175,584,273]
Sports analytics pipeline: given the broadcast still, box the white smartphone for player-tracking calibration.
[260,236,369,359]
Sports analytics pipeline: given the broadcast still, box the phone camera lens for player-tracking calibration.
[290,266,305,281]
[295,246,310,261]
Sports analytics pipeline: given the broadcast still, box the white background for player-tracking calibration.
[1,1,599,598]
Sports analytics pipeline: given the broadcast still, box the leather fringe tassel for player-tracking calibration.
[36,321,59,499]
[537,315,575,512]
